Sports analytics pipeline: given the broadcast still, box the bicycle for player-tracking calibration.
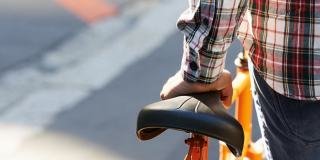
[136,51,264,160]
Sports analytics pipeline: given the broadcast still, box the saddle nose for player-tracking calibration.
[136,91,244,157]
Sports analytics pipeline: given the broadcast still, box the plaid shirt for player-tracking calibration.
[178,0,320,100]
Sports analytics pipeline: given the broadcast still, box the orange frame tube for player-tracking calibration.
[219,68,251,160]
[219,56,263,159]
[234,68,252,160]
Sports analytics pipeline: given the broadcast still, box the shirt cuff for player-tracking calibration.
[181,41,227,84]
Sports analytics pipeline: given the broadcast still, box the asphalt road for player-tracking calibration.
[0,0,261,159]
[46,32,261,160]
[0,0,85,72]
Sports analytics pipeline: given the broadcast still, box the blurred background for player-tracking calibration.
[0,0,261,159]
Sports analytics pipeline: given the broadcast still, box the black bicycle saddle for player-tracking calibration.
[136,91,244,157]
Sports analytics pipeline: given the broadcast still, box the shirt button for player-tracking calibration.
[203,18,209,26]
[189,61,198,71]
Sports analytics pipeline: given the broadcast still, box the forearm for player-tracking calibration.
[177,0,248,84]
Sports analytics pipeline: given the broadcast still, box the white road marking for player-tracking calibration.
[0,123,41,155]
[0,124,130,160]
[0,0,187,158]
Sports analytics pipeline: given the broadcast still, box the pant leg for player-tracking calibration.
[248,59,320,160]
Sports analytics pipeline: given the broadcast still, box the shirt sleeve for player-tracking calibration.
[177,0,248,84]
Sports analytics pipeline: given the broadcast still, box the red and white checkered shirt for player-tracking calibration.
[178,0,320,100]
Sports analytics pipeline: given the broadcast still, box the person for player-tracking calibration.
[160,0,320,159]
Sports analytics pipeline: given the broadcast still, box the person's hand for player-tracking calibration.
[160,70,233,109]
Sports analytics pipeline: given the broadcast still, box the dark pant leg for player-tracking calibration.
[251,68,320,160]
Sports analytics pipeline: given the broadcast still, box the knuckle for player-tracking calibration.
[160,92,165,100]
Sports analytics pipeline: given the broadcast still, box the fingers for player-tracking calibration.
[215,70,233,109]
[160,92,165,100]
[220,83,233,109]
[160,70,234,110]
[160,82,171,100]
[160,72,184,100]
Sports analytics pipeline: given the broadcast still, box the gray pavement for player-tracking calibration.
[0,0,85,72]
[46,32,261,160]
[0,0,261,159]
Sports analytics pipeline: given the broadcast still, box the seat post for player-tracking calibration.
[184,133,208,160]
